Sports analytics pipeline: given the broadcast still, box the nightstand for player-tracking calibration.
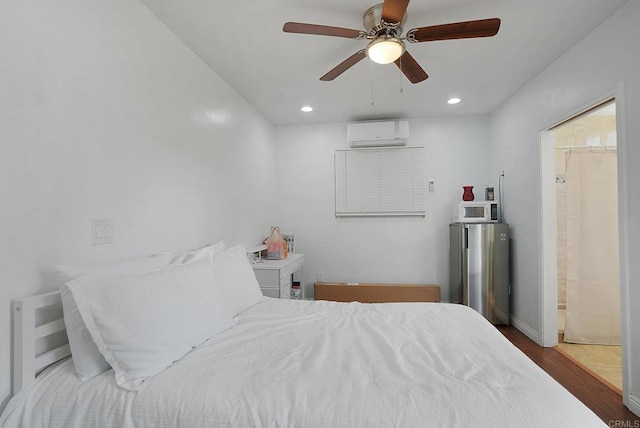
[251,254,304,299]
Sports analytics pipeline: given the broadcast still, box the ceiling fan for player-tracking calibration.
[283,0,501,84]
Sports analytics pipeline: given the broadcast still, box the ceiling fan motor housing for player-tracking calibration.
[363,3,407,37]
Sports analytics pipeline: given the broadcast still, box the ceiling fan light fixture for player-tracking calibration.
[365,37,405,64]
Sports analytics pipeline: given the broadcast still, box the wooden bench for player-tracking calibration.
[314,282,440,303]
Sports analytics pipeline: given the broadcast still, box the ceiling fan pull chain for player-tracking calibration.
[399,57,404,94]
[370,61,375,106]
[371,80,375,106]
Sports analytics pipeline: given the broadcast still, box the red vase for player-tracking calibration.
[462,186,475,201]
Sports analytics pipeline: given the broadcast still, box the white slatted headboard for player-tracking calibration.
[12,291,70,395]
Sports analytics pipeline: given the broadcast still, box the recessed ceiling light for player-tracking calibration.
[447,97,462,105]
[301,106,313,112]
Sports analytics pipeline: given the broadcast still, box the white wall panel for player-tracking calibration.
[489,1,640,413]
[0,0,276,410]
[275,117,490,300]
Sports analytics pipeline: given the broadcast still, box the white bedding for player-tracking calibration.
[1,298,605,427]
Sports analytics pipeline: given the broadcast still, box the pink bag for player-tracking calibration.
[265,226,287,260]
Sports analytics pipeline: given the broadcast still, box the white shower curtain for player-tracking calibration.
[563,150,620,345]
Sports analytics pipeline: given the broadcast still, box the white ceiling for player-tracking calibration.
[139,0,628,126]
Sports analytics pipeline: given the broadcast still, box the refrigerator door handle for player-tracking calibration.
[462,226,469,305]
[464,227,469,249]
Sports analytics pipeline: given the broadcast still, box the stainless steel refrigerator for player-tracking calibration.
[449,222,510,324]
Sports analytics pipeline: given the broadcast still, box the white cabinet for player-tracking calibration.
[251,254,304,299]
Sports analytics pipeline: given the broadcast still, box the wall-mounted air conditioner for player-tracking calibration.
[347,120,409,148]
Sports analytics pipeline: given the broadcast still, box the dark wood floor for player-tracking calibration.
[497,324,639,425]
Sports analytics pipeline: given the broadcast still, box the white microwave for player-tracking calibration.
[452,201,498,223]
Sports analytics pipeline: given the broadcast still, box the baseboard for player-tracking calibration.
[626,393,640,418]
[509,315,541,345]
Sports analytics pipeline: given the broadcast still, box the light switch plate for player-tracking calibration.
[91,218,113,245]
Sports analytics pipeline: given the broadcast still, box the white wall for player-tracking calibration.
[0,0,277,409]
[489,0,640,413]
[275,116,491,300]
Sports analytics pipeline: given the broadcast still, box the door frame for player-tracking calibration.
[538,81,630,400]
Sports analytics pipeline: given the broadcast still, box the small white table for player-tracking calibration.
[251,253,304,299]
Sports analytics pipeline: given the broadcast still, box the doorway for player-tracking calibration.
[540,84,632,410]
[550,100,621,392]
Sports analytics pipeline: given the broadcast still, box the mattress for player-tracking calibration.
[0,298,605,427]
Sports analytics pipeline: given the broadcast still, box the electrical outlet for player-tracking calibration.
[91,218,113,245]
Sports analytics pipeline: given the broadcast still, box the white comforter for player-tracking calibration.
[1,298,605,427]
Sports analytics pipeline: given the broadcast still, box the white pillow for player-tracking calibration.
[57,253,173,380]
[66,253,236,390]
[172,241,226,264]
[212,245,265,316]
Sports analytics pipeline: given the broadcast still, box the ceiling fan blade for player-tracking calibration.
[283,22,365,39]
[381,0,410,24]
[408,18,501,42]
[394,51,429,84]
[320,50,367,81]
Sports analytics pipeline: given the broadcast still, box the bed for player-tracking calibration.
[1,248,606,427]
